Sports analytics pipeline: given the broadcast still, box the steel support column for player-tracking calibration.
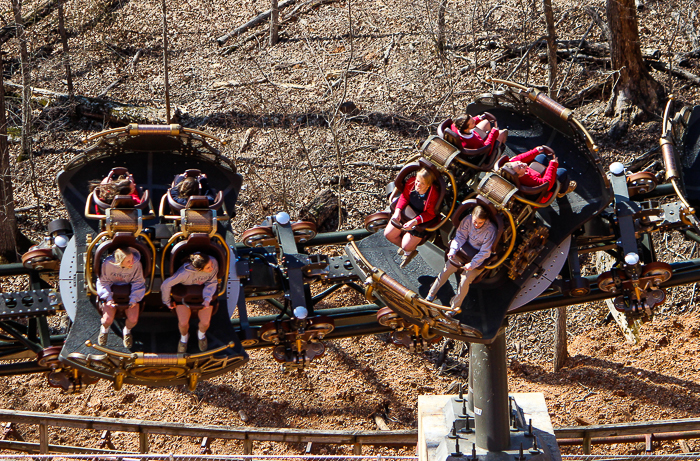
[472,329,510,451]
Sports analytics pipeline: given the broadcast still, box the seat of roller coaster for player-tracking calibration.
[95,166,147,207]
[493,155,552,200]
[169,233,225,312]
[437,118,500,169]
[93,233,153,311]
[170,233,226,280]
[448,196,505,277]
[166,169,223,214]
[92,189,150,213]
[170,284,219,314]
[388,158,447,237]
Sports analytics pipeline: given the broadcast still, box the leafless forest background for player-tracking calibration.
[1,0,700,455]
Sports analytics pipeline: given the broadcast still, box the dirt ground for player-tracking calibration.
[2,0,700,456]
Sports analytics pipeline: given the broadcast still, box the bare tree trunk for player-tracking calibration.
[436,0,446,54]
[542,0,557,96]
[270,0,279,46]
[162,0,171,123]
[606,0,665,139]
[57,0,73,99]
[11,0,32,160]
[553,306,567,371]
[0,52,18,263]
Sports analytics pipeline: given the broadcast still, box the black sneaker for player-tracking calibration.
[98,332,108,346]
[177,340,187,353]
[123,333,133,349]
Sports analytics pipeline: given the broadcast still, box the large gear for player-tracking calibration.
[508,226,549,280]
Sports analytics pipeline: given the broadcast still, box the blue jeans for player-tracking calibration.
[534,154,569,185]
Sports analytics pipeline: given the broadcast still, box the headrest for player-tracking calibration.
[437,119,452,138]
[111,195,136,208]
[102,167,130,185]
[184,169,202,178]
[186,195,211,209]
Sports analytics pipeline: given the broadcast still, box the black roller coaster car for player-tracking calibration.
[4,80,700,392]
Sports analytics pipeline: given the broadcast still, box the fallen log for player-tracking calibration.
[220,0,342,55]
[216,0,296,46]
[646,59,700,86]
[3,81,178,125]
[562,81,611,107]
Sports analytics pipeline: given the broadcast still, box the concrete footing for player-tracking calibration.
[418,393,561,461]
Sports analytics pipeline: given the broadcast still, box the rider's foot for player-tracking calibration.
[399,250,417,268]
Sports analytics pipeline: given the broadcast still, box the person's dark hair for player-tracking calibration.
[190,252,211,270]
[178,177,199,198]
[453,114,473,132]
[94,183,119,203]
[472,205,490,221]
[113,179,132,195]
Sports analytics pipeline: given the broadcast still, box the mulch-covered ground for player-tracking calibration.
[2,0,700,455]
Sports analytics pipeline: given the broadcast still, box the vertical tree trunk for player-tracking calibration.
[0,52,18,263]
[11,0,32,160]
[57,0,73,99]
[542,0,557,96]
[162,0,171,123]
[606,0,665,137]
[436,0,446,54]
[270,0,279,46]
[553,306,568,371]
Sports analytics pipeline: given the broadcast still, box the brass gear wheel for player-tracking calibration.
[508,226,549,280]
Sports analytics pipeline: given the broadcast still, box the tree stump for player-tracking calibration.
[297,188,339,231]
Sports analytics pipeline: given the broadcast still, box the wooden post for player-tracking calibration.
[583,433,592,454]
[553,306,567,371]
[39,423,48,454]
[353,440,362,455]
[243,437,253,455]
[139,430,149,453]
[269,0,279,45]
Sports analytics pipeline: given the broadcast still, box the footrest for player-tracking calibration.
[0,289,61,320]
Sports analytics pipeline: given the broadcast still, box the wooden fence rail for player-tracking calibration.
[0,409,417,455]
[3,409,700,455]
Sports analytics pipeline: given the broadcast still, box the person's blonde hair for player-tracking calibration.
[113,248,134,265]
[416,168,436,186]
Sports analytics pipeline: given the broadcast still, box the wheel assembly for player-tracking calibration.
[291,221,317,243]
[641,262,673,285]
[627,171,657,196]
[377,306,405,329]
[597,270,626,292]
[241,226,276,248]
[21,248,59,271]
[364,212,390,233]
